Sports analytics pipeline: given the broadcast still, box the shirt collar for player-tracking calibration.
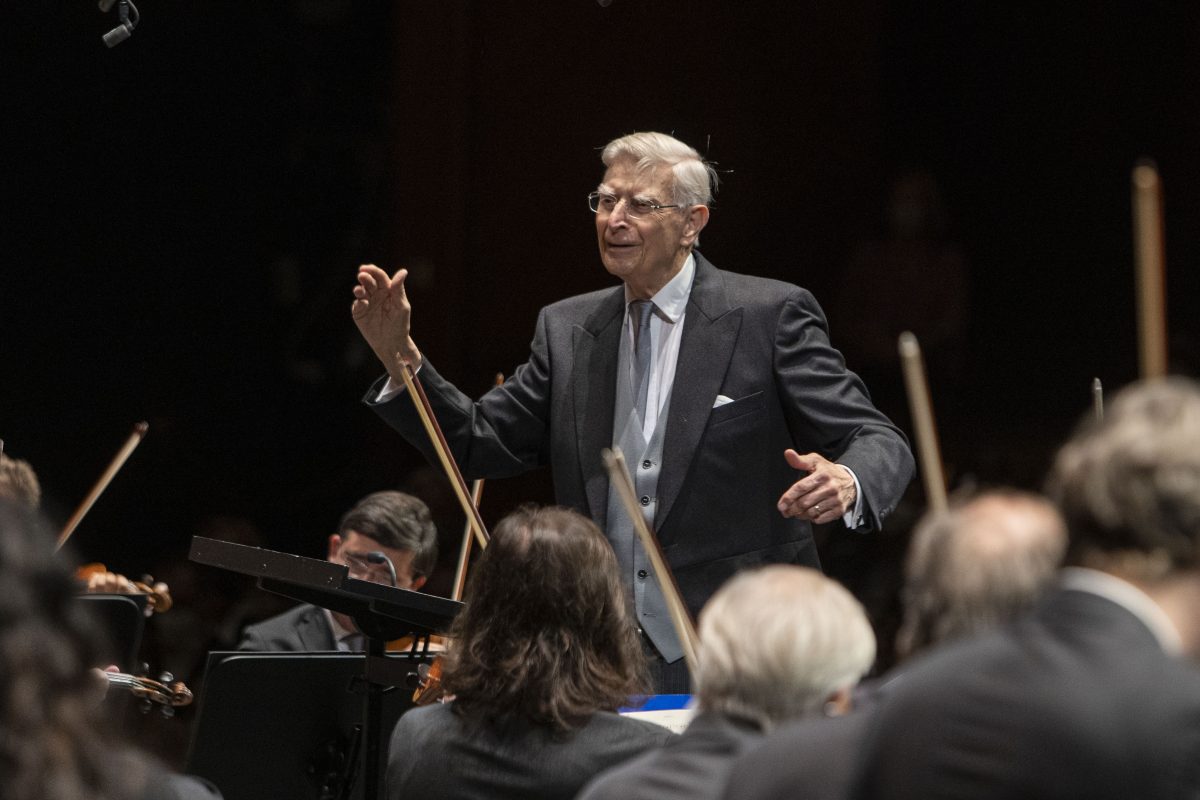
[624,252,695,323]
[1059,567,1184,655]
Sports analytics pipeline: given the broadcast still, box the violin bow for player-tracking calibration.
[449,372,504,601]
[57,422,149,551]
[1132,160,1168,380]
[1092,378,1104,421]
[602,447,700,680]
[898,333,948,513]
[395,357,490,553]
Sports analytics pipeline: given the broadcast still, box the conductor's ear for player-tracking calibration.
[681,205,710,247]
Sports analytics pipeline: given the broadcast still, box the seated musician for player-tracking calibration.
[238,490,437,651]
[577,566,876,800]
[0,498,221,800]
[385,505,675,800]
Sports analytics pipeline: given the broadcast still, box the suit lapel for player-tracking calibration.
[657,254,741,531]
[573,289,625,529]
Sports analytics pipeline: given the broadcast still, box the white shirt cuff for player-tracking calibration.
[840,466,865,529]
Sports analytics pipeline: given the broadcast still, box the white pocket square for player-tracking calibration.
[712,395,734,408]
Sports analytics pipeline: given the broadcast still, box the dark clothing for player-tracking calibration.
[236,603,336,651]
[850,587,1200,800]
[577,711,762,800]
[385,702,675,800]
[720,710,872,800]
[368,253,913,620]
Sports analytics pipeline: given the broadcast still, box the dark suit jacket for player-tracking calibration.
[368,254,912,614]
[849,587,1200,800]
[386,703,676,800]
[718,708,872,800]
[576,711,763,800]
[236,603,337,651]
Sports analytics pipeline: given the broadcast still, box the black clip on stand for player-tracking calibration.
[189,536,462,800]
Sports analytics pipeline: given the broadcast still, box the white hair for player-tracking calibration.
[601,131,718,208]
[695,566,876,730]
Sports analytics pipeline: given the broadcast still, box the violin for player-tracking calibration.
[105,668,193,717]
[76,561,173,614]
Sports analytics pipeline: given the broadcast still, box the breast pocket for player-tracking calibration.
[707,390,765,427]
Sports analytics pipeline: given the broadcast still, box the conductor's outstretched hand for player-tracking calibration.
[352,264,422,377]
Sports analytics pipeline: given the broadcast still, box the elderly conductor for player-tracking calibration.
[352,131,912,688]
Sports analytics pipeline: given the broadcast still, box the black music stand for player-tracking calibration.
[186,652,428,800]
[188,536,462,800]
[75,593,147,670]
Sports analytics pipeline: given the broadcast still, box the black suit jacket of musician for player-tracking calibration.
[849,587,1200,800]
[236,603,337,652]
[367,252,913,615]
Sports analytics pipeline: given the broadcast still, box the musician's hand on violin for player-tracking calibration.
[777,449,857,525]
[89,665,120,706]
[352,263,423,377]
[85,570,139,595]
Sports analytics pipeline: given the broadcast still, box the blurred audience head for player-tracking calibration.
[1048,377,1200,579]
[897,490,1067,660]
[695,565,875,729]
[0,453,41,510]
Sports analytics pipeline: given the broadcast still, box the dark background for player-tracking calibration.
[4,1,1199,663]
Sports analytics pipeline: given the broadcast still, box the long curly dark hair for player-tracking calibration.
[441,505,649,733]
[0,500,146,800]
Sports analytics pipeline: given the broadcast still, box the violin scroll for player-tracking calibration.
[106,669,193,717]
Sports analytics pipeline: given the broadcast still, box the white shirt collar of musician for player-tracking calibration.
[1059,566,1184,655]
[624,252,694,322]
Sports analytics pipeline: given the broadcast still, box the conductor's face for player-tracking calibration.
[595,157,705,299]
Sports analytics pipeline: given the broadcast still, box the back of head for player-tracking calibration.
[338,490,438,579]
[0,454,41,509]
[896,490,1067,659]
[0,500,143,799]
[1047,378,1200,577]
[443,505,647,732]
[602,131,718,208]
[696,566,875,729]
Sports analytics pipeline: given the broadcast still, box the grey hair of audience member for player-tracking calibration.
[337,490,438,579]
[1047,377,1200,577]
[695,565,875,730]
[0,454,41,509]
[896,490,1068,660]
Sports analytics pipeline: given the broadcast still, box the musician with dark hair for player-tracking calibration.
[385,505,674,800]
[239,490,438,651]
[0,499,221,800]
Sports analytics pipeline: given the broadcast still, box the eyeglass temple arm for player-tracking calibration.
[364,551,399,587]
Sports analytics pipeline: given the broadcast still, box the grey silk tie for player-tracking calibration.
[630,299,654,421]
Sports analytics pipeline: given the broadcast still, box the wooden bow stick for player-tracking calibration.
[395,357,489,551]
[898,333,948,512]
[449,372,504,602]
[1092,378,1104,421]
[1132,160,1168,380]
[602,447,700,679]
[57,422,149,550]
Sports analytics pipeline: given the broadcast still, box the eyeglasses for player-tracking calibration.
[587,191,681,219]
[339,550,398,587]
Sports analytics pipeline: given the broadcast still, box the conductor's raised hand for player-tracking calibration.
[776,449,857,524]
[352,264,422,376]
